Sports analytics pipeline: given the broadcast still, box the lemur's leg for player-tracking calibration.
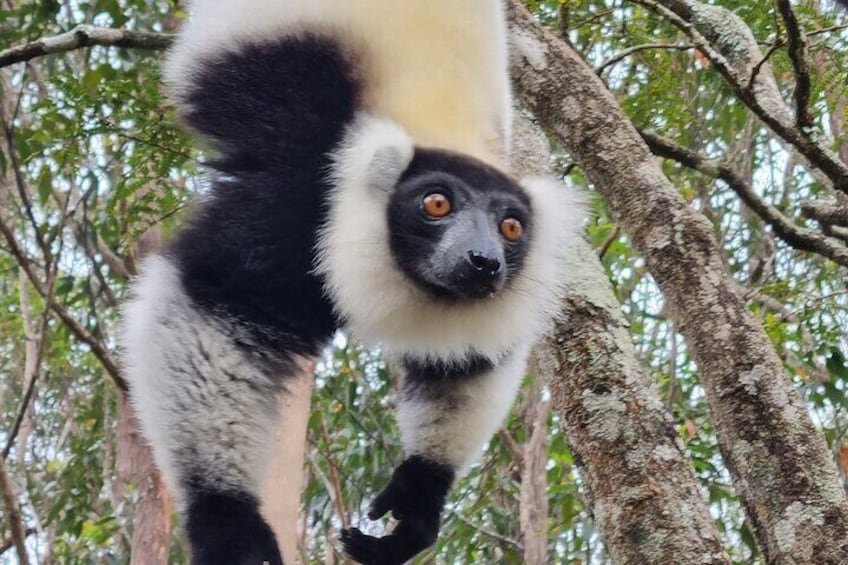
[123,256,289,565]
[342,347,529,564]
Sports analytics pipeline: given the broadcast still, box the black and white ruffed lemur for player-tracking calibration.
[120,1,584,563]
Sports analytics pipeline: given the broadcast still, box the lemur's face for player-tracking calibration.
[388,149,532,300]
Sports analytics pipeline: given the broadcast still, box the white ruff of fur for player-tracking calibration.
[165,0,512,164]
[316,116,586,362]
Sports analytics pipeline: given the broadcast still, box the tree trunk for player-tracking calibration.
[261,361,315,564]
[0,455,29,565]
[517,375,551,565]
[116,393,173,565]
[508,3,848,562]
[512,110,729,564]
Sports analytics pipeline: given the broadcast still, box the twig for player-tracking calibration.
[597,225,621,260]
[0,528,36,557]
[750,39,785,86]
[808,22,848,38]
[0,25,173,68]
[3,191,70,459]
[497,428,525,468]
[318,417,349,529]
[0,214,126,389]
[775,0,812,130]
[453,513,524,551]
[595,43,692,74]
[638,0,848,196]
[2,102,50,261]
[640,129,848,268]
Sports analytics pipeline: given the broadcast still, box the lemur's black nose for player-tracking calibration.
[467,250,502,278]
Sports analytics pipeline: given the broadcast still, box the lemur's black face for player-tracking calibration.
[388,149,532,300]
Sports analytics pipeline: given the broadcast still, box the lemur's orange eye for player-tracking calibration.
[500,218,523,242]
[423,193,452,218]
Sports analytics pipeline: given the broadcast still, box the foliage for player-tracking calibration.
[0,1,846,564]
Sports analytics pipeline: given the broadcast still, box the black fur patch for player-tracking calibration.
[388,148,533,300]
[401,352,492,396]
[168,35,363,361]
[185,486,283,565]
[341,456,454,565]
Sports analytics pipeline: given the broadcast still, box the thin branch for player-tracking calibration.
[640,129,848,268]
[808,22,848,38]
[453,513,524,551]
[0,528,37,557]
[0,215,126,389]
[750,39,785,86]
[4,205,66,460]
[0,456,29,565]
[0,25,173,68]
[597,225,621,260]
[497,428,525,468]
[775,0,812,130]
[2,100,51,262]
[638,0,848,196]
[801,200,848,228]
[318,416,349,530]
[595,43,692,74]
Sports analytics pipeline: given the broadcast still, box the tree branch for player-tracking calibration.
[0,25,174,68]
[775,0,812,131]
[595,43,692,74]
[507,2,848,560]
[454,514,524,551]
[640,129,848,267]
[0,528,36,557]
[638,0,848,196]
[0,215,126,389]
[801,200,848,228]
[511,107,728,563]
[0,456,29,564]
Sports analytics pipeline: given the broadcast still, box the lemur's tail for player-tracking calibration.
[166,35,362,173]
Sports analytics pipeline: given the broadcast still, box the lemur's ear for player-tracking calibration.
[332,114,414,197]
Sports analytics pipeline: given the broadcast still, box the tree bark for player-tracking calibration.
[508,3,848,562]
[0,455,29,565]
[512,110,729,564]
[116,393,173,565]
[261,361,315,564]
[517,377,551,565]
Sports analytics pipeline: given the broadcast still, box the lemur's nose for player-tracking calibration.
[467,250,502,278]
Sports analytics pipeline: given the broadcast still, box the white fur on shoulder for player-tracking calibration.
[166,0,511,164]
[316,118,587,361]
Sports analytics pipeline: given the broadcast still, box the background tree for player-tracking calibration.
[0,1,847,563]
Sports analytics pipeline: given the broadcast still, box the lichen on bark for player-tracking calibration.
[512,111,729,563]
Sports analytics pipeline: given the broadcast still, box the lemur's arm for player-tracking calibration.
[342,349,529,564]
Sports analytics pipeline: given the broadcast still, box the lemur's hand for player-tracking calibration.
[341,456,454,565]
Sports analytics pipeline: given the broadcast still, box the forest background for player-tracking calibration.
[1,0,847,563]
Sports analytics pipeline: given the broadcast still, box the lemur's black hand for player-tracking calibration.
[341,456,454,565]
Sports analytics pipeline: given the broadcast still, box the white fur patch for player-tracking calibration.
[166,0,512,164]
[120,256,281,506]
[317,117,587,362]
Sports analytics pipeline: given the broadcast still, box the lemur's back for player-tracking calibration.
[165,36,360,351]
